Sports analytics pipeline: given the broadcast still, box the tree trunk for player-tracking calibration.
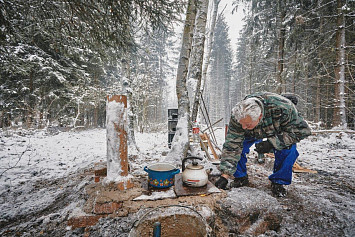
[93,73,99,128]
[166,0,196,163]
[121,58,138,147]
[189,0,209,122]
[27,70,34,128]
[276,0,286,94]
[201,0,220,99]
[224,54,230,126]
[315,4,323,124]
[315,77,321,123]
[332,0,347,128]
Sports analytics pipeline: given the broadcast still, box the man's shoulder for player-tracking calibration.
[247,92,294,109]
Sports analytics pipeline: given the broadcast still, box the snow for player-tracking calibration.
[106,98,130,182]
[133,187,176,201]
[164,113,190,164]
[0,129,106,191]
[297,131,355,178]
[1,127,355,235]
[219,0,245,51]
[1,127,354,193]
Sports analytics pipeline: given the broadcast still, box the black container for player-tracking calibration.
[168,109,178,148]
[168,120,177,132]
[168,109,178,121]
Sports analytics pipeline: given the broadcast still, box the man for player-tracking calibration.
[215,92,311,197]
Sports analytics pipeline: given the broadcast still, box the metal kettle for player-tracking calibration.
[182,156,208,187]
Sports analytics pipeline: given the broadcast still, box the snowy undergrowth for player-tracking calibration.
[0,127,354,236]
[297,132,355,178]
[0,129,106,193]
[1,128,354,196]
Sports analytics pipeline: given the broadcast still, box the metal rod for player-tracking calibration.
[153,222,161,237]
[202,118,223,133]
[200,95,218,144]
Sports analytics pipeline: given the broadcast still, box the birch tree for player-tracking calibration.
[166,0,196,162]
[201,0,221,108]
[188,0,210,123]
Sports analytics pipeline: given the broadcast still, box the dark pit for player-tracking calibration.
[129,206,210,237]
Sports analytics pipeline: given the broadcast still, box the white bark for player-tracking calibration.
[106,97,132,182]
[201,0,220,95]
[188,0,209,122]
[167,0,196,162]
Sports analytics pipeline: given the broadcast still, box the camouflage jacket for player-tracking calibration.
[220,92,312,176]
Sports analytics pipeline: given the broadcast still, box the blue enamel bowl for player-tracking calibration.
[144,163,180,188]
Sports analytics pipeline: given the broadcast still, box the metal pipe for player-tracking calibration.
[153,222,161,237]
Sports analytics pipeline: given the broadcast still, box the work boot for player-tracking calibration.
[231,175,249,188]
[271,183,287,197]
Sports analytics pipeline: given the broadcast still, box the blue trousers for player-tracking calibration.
[233,138,299,185]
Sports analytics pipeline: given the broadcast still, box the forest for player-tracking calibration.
[1,0,355,133]
[1,1,355,236]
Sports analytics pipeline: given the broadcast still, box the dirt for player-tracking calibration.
[0,168,94,237]
[134,213,207,237]
[0,156,354,237]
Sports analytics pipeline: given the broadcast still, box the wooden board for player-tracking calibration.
[292,162,317,174]
[174,174,221,197]
[263,153,317,174]
[204,133,219,160]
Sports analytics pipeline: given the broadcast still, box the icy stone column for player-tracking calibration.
[106,95,133,190]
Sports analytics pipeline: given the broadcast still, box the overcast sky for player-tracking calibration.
[219,0,246,53]
[168,1,247,107]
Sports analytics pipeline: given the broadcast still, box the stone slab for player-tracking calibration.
[174,174,221,197]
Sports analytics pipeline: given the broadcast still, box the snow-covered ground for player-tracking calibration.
[0,127,354,236]
[0,128,106,190]
[1,128,354,191]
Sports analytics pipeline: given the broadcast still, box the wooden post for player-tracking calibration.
[204,133,219,160]
[106,95,133,190]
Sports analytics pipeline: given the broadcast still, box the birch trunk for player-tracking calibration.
[121,58,138,149]
[189,0,209,122]
[166,0,196,163]
[201,0,220,101]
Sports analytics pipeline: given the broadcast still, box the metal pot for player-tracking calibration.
[144,163,180,188]
[182,156,208,187]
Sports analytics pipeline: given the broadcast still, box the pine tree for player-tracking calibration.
[233,0,355,129]
[205,15,233,126]
[0,0,184,129]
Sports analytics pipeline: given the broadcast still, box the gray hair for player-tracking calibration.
[232,98,262,122]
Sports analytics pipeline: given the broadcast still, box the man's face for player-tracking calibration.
[239,115,260,130]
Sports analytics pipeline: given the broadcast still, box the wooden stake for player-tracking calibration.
[292,162,317,174]
[203,133,219,160]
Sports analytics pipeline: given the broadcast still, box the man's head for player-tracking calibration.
[232,98,262,130]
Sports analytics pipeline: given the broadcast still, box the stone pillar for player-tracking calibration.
[106,95,133,190]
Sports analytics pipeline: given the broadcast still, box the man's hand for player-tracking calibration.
[255,140,273,154]
[215,176,228,190]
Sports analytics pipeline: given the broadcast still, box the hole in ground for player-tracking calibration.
[129,206,210,237]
